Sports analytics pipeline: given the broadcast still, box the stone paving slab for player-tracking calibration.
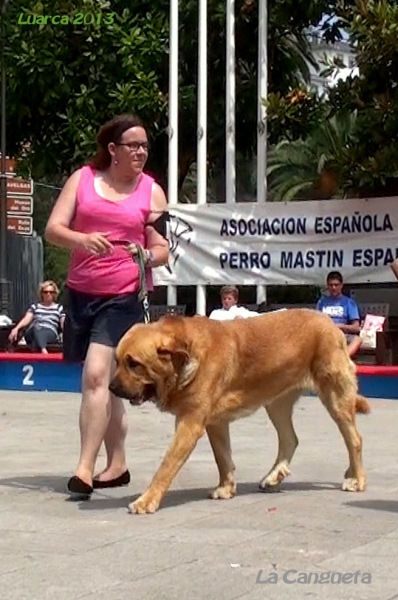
[0,391,398,600]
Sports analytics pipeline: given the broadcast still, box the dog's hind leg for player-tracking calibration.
[206,422,236,500]
[318,389,366,492]
[315,358,366,492]
[259,390,301,492]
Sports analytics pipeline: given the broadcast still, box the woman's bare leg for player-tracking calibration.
[94,394,129,481]
[74,342,119,486]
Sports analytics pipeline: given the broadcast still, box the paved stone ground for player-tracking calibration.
[0,390,398,600]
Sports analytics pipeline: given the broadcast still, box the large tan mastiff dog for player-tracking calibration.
[109,309,370,514]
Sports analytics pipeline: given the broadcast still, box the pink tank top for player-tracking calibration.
[66,165,154,296]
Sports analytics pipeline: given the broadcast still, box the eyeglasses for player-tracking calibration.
[42,289,55,294]
[116,141,149,152]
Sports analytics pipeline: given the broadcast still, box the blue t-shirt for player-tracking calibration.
[316,295,360,325]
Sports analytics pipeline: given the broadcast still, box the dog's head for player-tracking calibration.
[109,318,199,407]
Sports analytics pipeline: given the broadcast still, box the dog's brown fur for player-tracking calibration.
[110,309,370,514]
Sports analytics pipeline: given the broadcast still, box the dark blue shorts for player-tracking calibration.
[63,286,144,363]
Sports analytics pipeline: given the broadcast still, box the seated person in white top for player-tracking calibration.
[209,285,259,320]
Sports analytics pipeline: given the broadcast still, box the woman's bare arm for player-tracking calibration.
[8,310,34,341]
[145,183,169,268]
[45,169,113,254]
[45,169,85,249]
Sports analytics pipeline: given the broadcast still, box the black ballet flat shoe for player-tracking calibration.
[92,470,131,489]
[67,476,93,500]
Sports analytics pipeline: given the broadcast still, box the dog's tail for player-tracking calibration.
[355,394,371,414]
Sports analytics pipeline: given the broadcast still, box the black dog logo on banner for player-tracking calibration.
[149,211,193,274]
[166,213,193,272]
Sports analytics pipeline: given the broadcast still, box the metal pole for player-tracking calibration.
[0,0,11,317]
[256,0,267,306]
[226,0,236,206]
[196,0,207,315]
[167,0,179,307]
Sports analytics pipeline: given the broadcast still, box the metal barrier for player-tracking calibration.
[6,231,44,321]
[149,304,186,321]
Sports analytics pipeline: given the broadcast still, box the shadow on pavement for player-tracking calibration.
[0,475,342,511]
[78,479,341,511]
[344,499,398,513]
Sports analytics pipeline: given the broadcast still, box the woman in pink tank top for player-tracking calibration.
[45,114,169,499]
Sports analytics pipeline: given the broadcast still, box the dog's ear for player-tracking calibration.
[164,347,198,389]
[157,342,189,372]
[157,336,198,388]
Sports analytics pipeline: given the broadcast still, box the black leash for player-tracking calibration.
[110,211,170,325]
[133,243,151,324]
[110,240,151,324]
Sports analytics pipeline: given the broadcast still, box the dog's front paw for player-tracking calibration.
[259,463,291,492]
[342,475,366,492]
[209,481,236,500]
[128,492,161,514]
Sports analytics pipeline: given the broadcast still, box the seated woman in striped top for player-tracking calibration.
[8,280,65,354]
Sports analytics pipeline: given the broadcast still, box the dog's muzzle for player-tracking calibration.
[108,381,157,406]
[108,380,128,399]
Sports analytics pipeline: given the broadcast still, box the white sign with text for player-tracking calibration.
[153,197,398,286]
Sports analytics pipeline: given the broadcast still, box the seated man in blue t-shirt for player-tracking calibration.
[316,271,361,357]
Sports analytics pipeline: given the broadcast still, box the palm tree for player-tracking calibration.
[267,111,359,201]
[268,30,320,92]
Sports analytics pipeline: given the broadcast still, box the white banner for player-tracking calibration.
[153,197,398,286]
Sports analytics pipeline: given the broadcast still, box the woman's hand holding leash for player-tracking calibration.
[125,243,153,267]
[123,242,151,324]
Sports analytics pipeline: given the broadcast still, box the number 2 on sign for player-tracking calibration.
[22,364,34,386]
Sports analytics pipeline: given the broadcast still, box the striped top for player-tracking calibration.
[28,303,65,336]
